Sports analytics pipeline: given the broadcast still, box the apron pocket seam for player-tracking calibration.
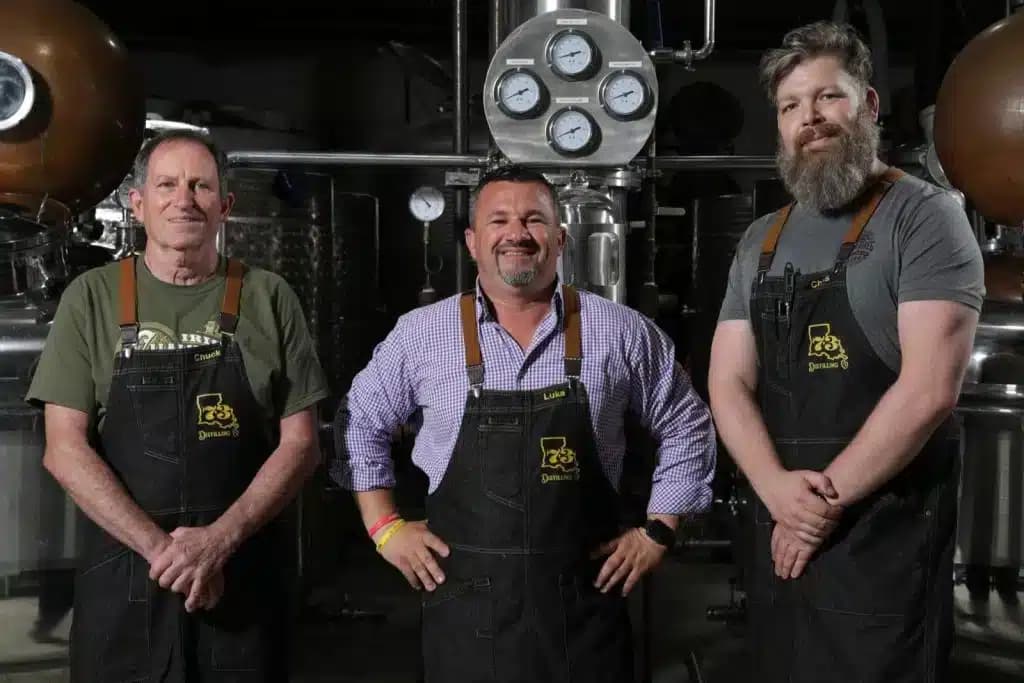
[80,547,131,575]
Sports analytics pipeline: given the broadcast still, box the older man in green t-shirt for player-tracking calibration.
[25,129,329,682]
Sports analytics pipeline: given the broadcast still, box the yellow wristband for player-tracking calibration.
[375,519,406,553]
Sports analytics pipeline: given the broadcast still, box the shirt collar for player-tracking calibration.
[474,276,565,324]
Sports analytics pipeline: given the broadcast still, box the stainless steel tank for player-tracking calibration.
[0,295,75,575]
[221,168,381,401]
[956,297,1024,571]
[557,180,629,304]
[496,0,630,42]
[222,168,333,379]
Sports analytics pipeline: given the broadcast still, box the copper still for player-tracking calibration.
[0,0,143,580]
[934,11,1024,226]
[0,0,145,217]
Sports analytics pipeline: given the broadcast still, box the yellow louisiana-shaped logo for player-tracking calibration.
[196,393,240,439]
[540,436,580,484]
[807,322,849,372]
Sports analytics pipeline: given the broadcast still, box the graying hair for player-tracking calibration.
[131,129,229,197]
[759,21,873,105]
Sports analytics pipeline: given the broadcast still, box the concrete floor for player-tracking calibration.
[2,543,1022,682]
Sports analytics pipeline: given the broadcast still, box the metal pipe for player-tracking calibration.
[487,0,504,155]
[645,135,657,285]
[691,0,716,61]
[226,151,491,168]
[689,198,700,313]
[454,0,468,157]
[653,155,774,170]
[227,152,776,172]
[955,404,1024,416]
[490,0,504,56]
[454,0,471,291]
[649,0,716,68]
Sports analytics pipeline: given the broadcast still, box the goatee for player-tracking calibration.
[776,106,880,212]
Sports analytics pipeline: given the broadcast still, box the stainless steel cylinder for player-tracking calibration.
[495,0,630,45]
[557,183,628,304]
[956,299,1024,570]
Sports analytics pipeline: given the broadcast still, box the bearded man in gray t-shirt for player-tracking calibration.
[707,21,984,683]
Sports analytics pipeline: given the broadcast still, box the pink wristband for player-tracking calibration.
[368,512,401,538]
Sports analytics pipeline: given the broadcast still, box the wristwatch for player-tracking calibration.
[643,519,676,548]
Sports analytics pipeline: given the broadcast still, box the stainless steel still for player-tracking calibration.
[0,210,70,298]
[0,296,75,574]
[495,0,630,44]
[557,181,628,304]
[956,300,1024,569]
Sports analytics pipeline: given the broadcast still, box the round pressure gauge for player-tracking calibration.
[546,30,600,81]
[0,51,35,131]
[546,107,600,157]
[600,70,652,121]
[409,186,445,223]
[495,68,548,119]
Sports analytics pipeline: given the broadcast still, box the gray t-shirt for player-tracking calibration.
[718,173,985,372]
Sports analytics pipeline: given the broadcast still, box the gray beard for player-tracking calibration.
[776,110,880,212]
[499,265,537,287]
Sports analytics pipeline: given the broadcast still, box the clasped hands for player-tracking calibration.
[145,524,237,613]
[762,469,843,580]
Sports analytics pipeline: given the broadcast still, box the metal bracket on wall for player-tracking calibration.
[444,170,481,188]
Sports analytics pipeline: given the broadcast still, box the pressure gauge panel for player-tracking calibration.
[599,70,652,121]
[409,186,445,223]
[547,107,601,157]
[546,29,600,81]
[495,68,548,119]
[483,8,658,167]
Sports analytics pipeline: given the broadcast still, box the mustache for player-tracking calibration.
[796,122,844,147]
[494,238,539,254]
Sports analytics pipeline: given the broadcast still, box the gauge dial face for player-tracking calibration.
[409,186,445,223]
[547,108,599,156]
[601,71,650,120]
[0,53,34,130]
[547,30,598,80]
[495,69,547,119]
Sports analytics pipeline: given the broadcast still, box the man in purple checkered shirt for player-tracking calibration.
[332,166,715,682]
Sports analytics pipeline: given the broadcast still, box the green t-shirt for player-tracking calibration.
[25,255,330,432]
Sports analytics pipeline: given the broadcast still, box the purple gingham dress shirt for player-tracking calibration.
[332,280,716,515]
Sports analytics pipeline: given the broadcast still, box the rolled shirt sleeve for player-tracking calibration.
[331,315,418,491]
[627,314,717,516]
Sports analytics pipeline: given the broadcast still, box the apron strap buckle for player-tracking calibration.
[467,363,484,392]
[119,323,139,347]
